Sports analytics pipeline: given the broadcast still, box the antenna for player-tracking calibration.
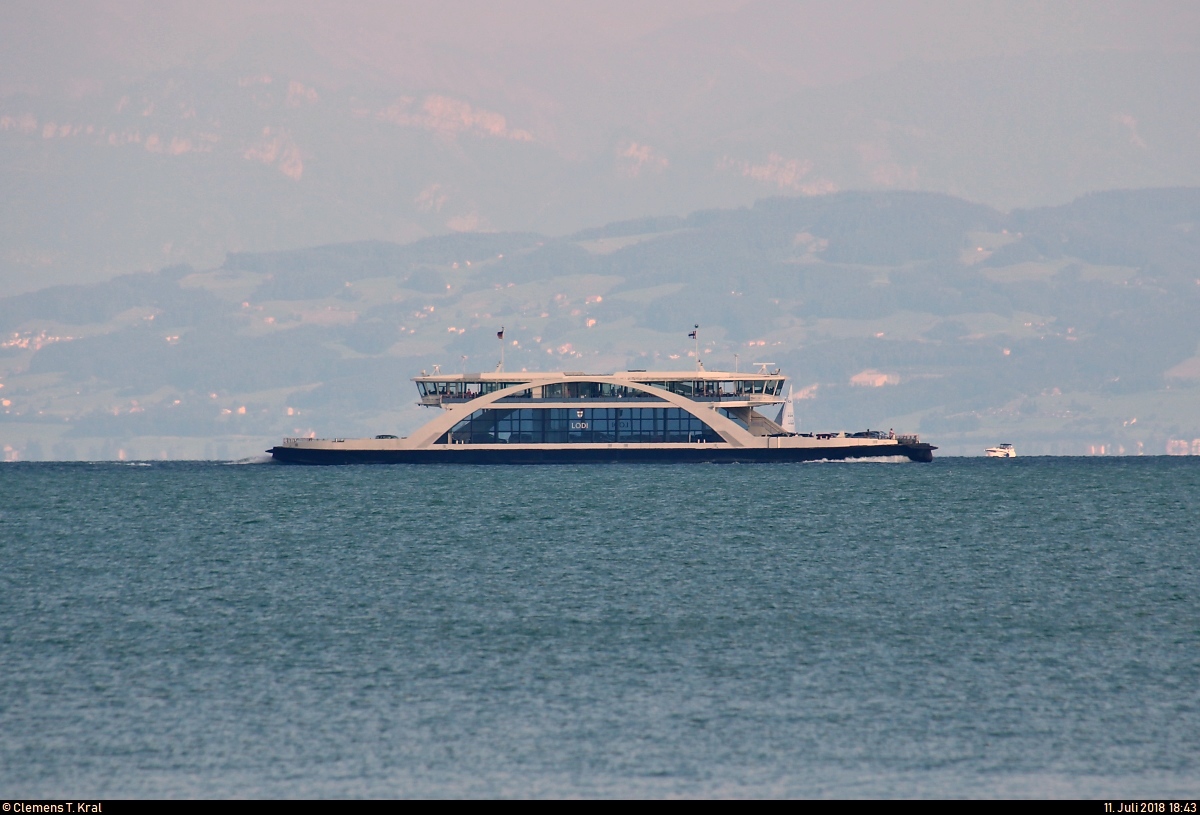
[753,362,775,374]
[460,355,467,376]
[431,364,442,375]
[734,353,739,373]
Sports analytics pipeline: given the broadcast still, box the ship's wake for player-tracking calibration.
[803,455,913,464]
[225,454,275,465]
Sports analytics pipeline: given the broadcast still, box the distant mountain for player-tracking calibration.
[2,46,1198,295]
[1,188,1198,460]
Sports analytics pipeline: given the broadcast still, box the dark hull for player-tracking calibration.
[269,443,936,465]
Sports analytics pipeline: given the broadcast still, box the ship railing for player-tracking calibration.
[494,394,665,403]
[476,393,782,403]
[650,392,783,402]
[425,391,783,403]
[692,394,782,402]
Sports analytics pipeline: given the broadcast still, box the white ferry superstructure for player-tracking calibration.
[269,368,936,464]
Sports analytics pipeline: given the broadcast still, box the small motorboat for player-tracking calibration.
[985,443,1017,458]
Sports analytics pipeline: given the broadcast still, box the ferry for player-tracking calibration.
[269,367,936,464]
[985,443,1017,458]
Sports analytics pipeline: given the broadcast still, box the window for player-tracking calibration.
[718,408,750,430]
[438,407,723,444]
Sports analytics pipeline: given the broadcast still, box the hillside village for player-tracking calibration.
[2,188,1199,460]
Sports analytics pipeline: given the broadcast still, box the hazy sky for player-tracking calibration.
[2,1,1198,292]
[6,0,1196,90]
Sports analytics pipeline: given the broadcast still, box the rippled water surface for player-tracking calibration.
[2,458,1198,798]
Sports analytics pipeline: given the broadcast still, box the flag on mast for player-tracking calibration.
[497,327,504,340]
[688,325,698,339]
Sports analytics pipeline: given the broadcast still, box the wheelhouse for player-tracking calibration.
[413,370,788,406]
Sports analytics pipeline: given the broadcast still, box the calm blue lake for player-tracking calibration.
[2,457,1197,797]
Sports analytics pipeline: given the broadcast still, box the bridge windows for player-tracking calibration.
[639,379,784,398]
[418,377,785,400]
[417,381,528,398]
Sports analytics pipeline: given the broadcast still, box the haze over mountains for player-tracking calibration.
[2,187,1198,460]
[2,1,1199,293]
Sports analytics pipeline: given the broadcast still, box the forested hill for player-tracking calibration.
[2,187,1199,459]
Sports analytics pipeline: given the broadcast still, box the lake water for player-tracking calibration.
[2,457,1198,798]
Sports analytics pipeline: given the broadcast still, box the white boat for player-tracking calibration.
[269,367,936,464]
[985,443,1017,458]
